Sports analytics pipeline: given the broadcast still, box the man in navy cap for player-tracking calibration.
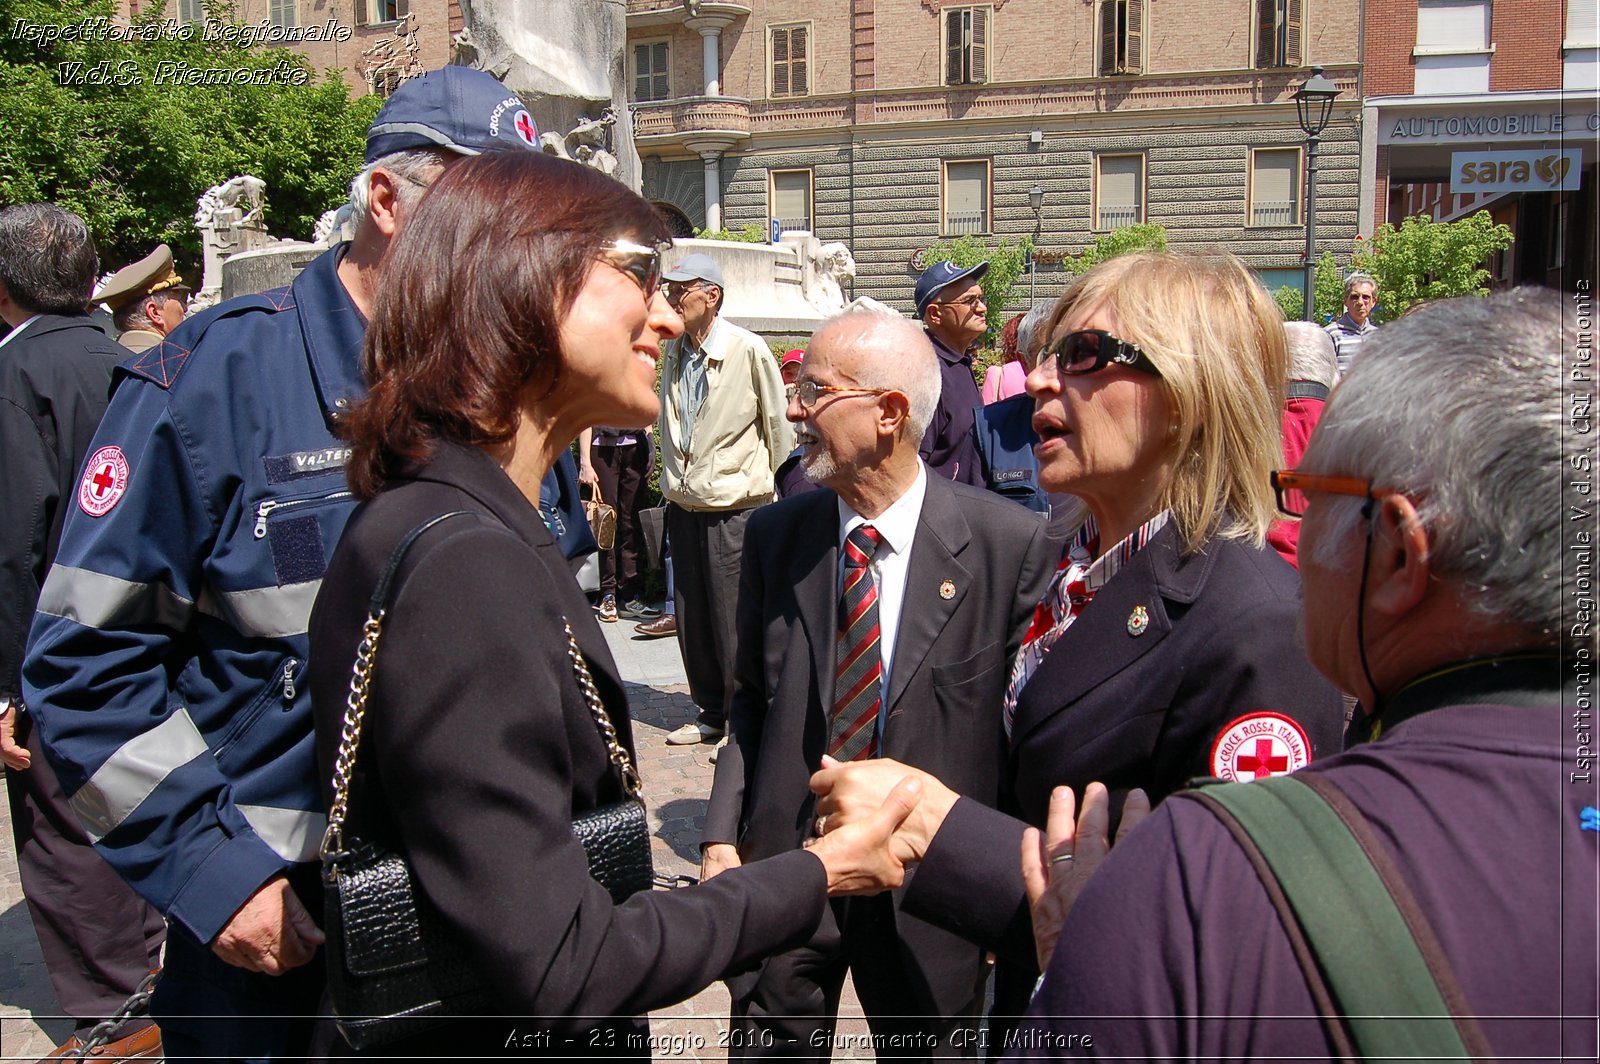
[23,66,539,1060]
[913,260,989,485]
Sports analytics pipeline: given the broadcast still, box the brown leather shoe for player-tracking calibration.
[42,1022,163,1061]
[634,615,677,638]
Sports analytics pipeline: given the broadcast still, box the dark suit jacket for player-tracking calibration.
[0,314,124,695]
[704,472,1055,1015]
[308,442,827,1056]
[904,523,1347,980]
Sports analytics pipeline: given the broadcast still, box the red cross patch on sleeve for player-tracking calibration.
[1209,711,1312,782]
[78,445,130,517]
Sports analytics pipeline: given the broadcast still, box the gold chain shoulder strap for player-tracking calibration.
[320,512,644,871]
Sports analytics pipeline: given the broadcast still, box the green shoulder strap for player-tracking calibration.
[1186,774,1496,1063]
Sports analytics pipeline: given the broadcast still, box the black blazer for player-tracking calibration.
[903,523,1347,973]
[704,473,1055,1015]
[308,443,827,1056]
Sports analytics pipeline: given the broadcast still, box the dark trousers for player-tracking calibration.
[591,439,652,600]
[665,503,751,729]
[151,876,326,1062]
[728,895,983,1061]
[5,709,165,1027]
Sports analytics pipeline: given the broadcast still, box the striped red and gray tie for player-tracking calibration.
[829,525,884,761]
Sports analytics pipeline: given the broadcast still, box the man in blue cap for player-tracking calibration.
[914,260,989,484]
[22,66,539,1060]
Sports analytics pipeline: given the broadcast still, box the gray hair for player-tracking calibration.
[1283,321,1338,387]
[346,148,451,225]
[1343,271,1378,298]
[0,204,98,314]
[1015,301,1055,365]
[112,299,157,334]
[813,309,941,441]
[1299,288,1568,650]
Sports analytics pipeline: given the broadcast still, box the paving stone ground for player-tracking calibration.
[0,610,870,1060]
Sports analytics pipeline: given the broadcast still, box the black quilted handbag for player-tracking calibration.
[320,512,654,1049]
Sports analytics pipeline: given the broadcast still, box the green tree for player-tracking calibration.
[1272,252,1344,322]
[1057,222,1168,277]
[693,223,769,243]
[922,233,1034,337]
[1347,211,1514,322]
[0,0,377,276]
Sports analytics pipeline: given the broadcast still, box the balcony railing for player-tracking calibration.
[1251,200,1299,226]
[943,212,987,235]
[632,96,752,140]
[773,216,812,235]
[1095,205,1141,230]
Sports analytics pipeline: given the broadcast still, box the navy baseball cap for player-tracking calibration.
[915,260,990,317]
[663,253,726,289]
[364,66,541,163]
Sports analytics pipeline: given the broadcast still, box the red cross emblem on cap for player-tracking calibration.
[1209,711,1312,782]
[513,110,538,146]
[78,445,130,517]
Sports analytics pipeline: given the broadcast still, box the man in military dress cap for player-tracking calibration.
[94,243,189,353]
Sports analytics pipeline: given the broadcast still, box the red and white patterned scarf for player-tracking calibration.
[1002,511,1171,738]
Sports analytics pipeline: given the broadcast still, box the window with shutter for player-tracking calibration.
[771,170,813,234]
[1255,0,1302,67]
[944,7,992,85]
[177,0,204,24]
[1100,0,1130,75]
[1249,148,1301,226]
[1095,155,1144,230]
[771,24,811,98]
[633,41,670,102]
[943,160,989,234]
[269,0,296,28]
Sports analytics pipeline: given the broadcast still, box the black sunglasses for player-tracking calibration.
[597,239,667,300]
[1039,329,1161,378]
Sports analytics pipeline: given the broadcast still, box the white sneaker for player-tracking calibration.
[665,721,724,745]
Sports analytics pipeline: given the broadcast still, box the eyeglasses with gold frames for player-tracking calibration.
[1270,470,1381,518]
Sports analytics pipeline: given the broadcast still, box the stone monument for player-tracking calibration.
[454,0,639,191]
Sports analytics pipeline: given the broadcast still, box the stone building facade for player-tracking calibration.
[627,0,1363,311]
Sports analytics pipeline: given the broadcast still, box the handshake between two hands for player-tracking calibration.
[705,754,1151,973]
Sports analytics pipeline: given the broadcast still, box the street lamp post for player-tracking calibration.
[1028,184,1044,306]
[1293,66,1340,323]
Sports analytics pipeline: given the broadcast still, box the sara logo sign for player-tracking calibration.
[1452,149,1583,193]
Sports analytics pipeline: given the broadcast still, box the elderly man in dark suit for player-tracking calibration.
[701,310,1055,1059]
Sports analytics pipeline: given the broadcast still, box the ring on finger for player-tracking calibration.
[1050,851,1074,865]
[815,815,828,835]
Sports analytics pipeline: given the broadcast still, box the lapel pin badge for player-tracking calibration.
[1127,604,1150,637]
[938,579,956,600]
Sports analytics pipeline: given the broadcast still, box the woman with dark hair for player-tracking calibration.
[308,151,916,1055]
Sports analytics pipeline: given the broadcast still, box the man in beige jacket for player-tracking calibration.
[657,253,792,746]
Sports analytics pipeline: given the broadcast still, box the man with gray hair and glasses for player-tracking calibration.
[1324,271,1379,373]
[1015,288,1594,1061]
[22,67,540,1059]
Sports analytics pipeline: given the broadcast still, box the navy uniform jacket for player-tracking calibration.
[705,474,1054,1017]
[309,442,827,1055]
[0,315,125,697]
[918,331,984,486]
[904,524,1346,976]
[1015,660,1593,1061]
[23,245,363,946]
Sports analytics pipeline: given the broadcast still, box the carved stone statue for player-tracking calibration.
[801,241,857,313]
[192,175,270,310]
[454,0,639,190]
